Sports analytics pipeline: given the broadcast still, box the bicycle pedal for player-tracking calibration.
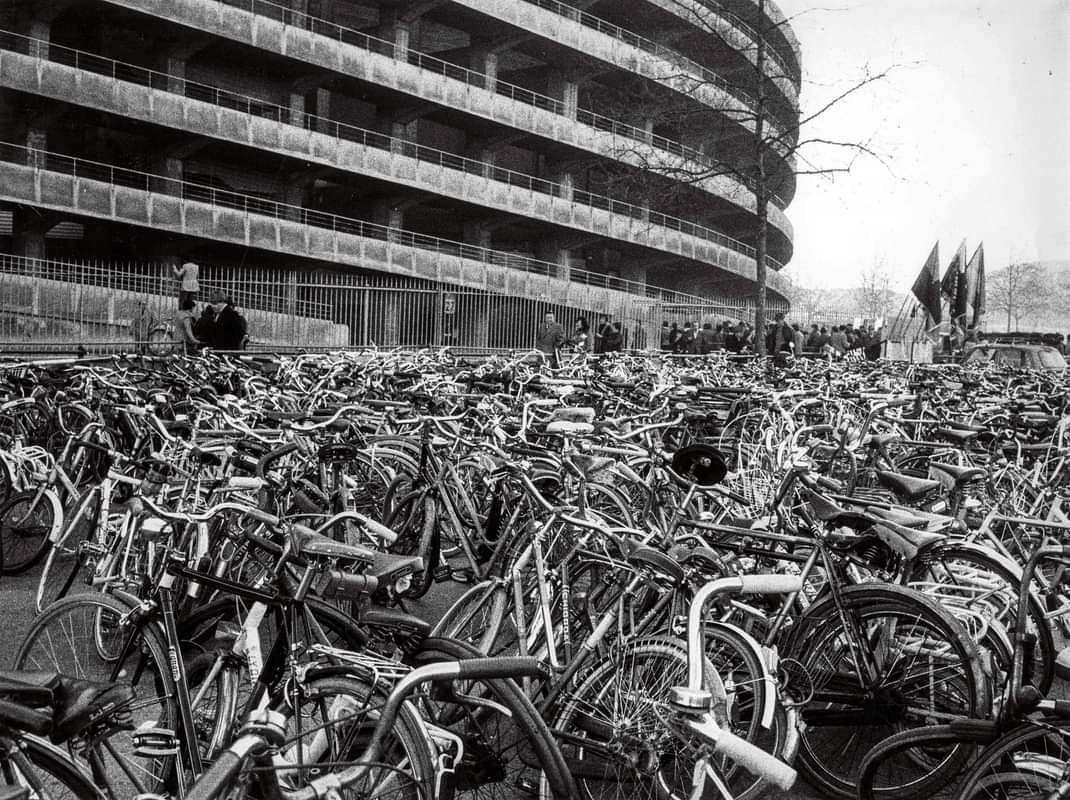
[446,567,472,583]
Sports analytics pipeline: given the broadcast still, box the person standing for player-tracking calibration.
[173,261,200,307]
[174,296,202,355]
[603,321,623,352]
[696,323,715,354]
[792,323,805,357]
[830,325,848,356]
[570,318,590,353]
[535,312,566,367]
[677,322,696,354]
[659,321,672,351]
[593,315,612,354]
[131,301,154,354]
[214,297,248,350]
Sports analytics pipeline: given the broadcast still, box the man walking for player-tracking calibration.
[536,312,566,367]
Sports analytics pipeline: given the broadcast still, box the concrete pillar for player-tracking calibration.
[619,260,647,287]
[463,222,492,249]
[536,240,572,281]
[643,118,655,144]
[289,92,307,129]
[25,19,51,59]
[151,156,183,195]
[311,88,331,134]
[555,171,574,202]
[548,73,579,119]
[11,208,48,260]
[465,144,497,179]
[159,56,187,95]
[25,128,47,168]
[394,21,411,61]
[470,51,498,93]
[278,180,310,222]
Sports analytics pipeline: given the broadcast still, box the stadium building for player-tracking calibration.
[0,0,799,349]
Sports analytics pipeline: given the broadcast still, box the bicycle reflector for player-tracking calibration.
[671,444,728,486]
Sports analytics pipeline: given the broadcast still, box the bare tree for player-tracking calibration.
[853,259,895,322]
[598,1,896,354]
[988,262,1048,331]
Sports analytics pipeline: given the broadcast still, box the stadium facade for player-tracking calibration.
[0,0,799,348]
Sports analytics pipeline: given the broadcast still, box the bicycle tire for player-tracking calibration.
[0,489,57,575]
[273,673,434,800]
[15,593,179,797]
[908,541,1055,694]
[782,583,989,800]
[543,635,723,800]
[432,579,512,656]
[414,636,577,800]
[36,486,101,612]
[957,761,1065,800]
[2,734,104,800]
[856,724,976,800]
[954,718,1070,800]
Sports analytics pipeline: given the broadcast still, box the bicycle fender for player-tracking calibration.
[707,621,777,731]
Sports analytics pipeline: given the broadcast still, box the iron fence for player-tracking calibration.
[0,254,765,353]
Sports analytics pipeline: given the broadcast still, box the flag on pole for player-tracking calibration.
[970,243,985,328]
[911,242,942,325]
[941,240,968,322]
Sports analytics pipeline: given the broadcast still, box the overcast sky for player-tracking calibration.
[774,0,1070,290]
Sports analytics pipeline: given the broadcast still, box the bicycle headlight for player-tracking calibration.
[138,516,171,543]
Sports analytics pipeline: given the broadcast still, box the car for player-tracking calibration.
[962,342,1067,370]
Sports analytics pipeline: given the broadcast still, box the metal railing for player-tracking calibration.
[0,253,775,352]
[1,140,772,308]
[192,0,791,204]
[0,30,785,268]
[519,0,798,99]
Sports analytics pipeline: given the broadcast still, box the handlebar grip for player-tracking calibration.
[712,729,796,790]
[255,442,299,477]
[0,699,51,737]
[351,513,398,546]
[185,749,244,800]
[884,397,916,408]
[737,575,803,595]
[455,656,550,682]
[226,477,265,491]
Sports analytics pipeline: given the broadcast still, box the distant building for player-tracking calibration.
[0,0,799,345]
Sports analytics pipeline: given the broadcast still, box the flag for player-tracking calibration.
[911,242,942,324]
[941,240,968,321]
[970,243,985,327]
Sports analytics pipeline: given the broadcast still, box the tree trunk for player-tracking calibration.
[753,0,768,356]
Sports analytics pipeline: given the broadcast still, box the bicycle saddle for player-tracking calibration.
[545,420,594,436]
[626,545,686,585]
[928,462,986,487]
[875,470,942,501]
[318,443,361,463]
[551,406,595,424]
[861,433,901,448]
[1001,442,1053,456]
[934,428,979,446]
[805,494,873,530]
[946,420,987,433]
[0,671,134,744]
[870,520,945,559]
[371,551,424,583]
[863,505,955,533]
[293,529,375,566]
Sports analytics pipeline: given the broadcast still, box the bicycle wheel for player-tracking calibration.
[958,761,1065,800]
[783,583,989,800]
[414,636,576,800]
[0,489,57,575]
[271,673,434,800]
[36,487,101,612]
[908,541,1055,693]
[544,636,722,800]
[15,594,178,797]
[856,724,977,800]
[956,719,1070,800]
[2,735,103,800]
[432,580,513,656]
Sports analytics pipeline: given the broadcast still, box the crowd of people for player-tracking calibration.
[659,312,886,359]
[535,310,888,364]
[171,262,248,353]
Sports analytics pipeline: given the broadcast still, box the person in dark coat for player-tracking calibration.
[214,297,247,350]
